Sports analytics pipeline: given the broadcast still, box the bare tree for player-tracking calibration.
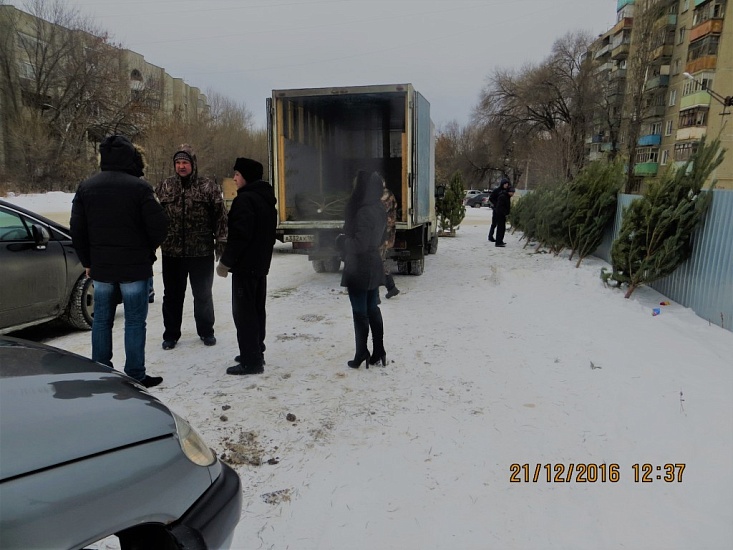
[0,0,165,188]
[622,0,669,193]
[475,31,598,183]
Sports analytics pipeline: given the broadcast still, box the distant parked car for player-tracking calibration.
[464,189,482,199]
[0,335,242,549]
[465,192,489,208]
[0,199,93,334]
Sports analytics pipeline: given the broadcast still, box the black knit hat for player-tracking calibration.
[173,151,193,164]
[233,157,263,182]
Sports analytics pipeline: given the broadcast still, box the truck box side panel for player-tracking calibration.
[414,91,433,225]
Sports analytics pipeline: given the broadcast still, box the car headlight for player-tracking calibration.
[171,411,216,466]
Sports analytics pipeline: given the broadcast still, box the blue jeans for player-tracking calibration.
[92,280,149,381]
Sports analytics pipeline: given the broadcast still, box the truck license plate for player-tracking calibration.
[284,234,314,243]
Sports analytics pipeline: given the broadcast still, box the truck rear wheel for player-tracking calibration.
[397,261,409,275]
[428,235,438,254]
[323,257,341,273]
[408,258,424,276]
[312,260,326,273]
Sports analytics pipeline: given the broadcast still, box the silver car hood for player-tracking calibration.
[0,338,176,480]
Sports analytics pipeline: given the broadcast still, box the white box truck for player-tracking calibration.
[267,83,438,275]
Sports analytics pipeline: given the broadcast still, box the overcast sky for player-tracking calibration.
[69,0,617,129]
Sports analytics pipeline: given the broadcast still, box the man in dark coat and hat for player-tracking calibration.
[493,186,515,247]
[216,158,277,375]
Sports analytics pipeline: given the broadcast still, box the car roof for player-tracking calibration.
[0,199,71,235]
[0,337,176,481]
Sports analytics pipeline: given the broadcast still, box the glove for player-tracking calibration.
[216,261,230,278]
[335,233,346,254]
[215,240,226,262]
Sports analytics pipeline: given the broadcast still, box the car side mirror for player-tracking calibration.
[31,224,50,249]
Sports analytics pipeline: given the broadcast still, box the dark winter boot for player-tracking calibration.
[368,307,387,366]
[348,313,371,369]
[385,274,400,299]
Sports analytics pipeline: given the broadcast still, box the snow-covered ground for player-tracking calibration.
[6,192,733,549]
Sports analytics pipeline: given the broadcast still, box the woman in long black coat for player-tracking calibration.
[339,170,388,368]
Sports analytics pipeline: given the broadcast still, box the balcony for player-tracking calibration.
[596,61,614,73]
[686,55,718,74]
[638,133,662,146]
[617,1,634,12]
[676,127,706,141]
[634,162,659,176]
[644,105,666,118]
[589,151,605,161]
[645,75,669,91]
[660,14,677,28]
[651,44,674,63]
[612,17,634,35]
[680,90,712,110]
[594,44,611,60]
[611,43,630,60]
[690,18,724,42]
[610,68,627,80]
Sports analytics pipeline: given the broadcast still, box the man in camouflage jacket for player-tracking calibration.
[155,144,228,350]
[380,183,400,299]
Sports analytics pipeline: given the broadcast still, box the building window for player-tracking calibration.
[651,121,662,135]
[675,142,698,162]
[687,35,720,61]
[679,108,708,128]
[669,89,677,106]
[665,119,674,135]
[682,0,689,13]
[661,149,670,165]
[672,58,682,75]
[18,61,35,79]
[636,147,659,164]
[678,27,686,44]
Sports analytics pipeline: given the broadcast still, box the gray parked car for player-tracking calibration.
[0,336,242,549]
[0,199,93,334]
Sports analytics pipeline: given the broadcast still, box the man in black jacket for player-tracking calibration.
[216,158,277,375]
[70,135,168,388]
[488,178,510,242]
[493,186,515,248]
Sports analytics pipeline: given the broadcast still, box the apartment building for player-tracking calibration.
[0,5,209,176]
[589,0,732,190]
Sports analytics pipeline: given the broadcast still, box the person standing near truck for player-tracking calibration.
[380,180,400,299]
[156,144,228,350]
[216,157,277,376]
[336,170,388,368]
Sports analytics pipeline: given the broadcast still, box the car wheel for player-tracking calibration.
[472,203,481,208]
[311,260,326,273]
[61,276,94,330]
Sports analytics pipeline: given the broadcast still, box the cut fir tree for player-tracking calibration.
[606,137,723,298]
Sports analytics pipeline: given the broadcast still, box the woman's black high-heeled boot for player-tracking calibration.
[348,313,371,369]
[368,307,387,366]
